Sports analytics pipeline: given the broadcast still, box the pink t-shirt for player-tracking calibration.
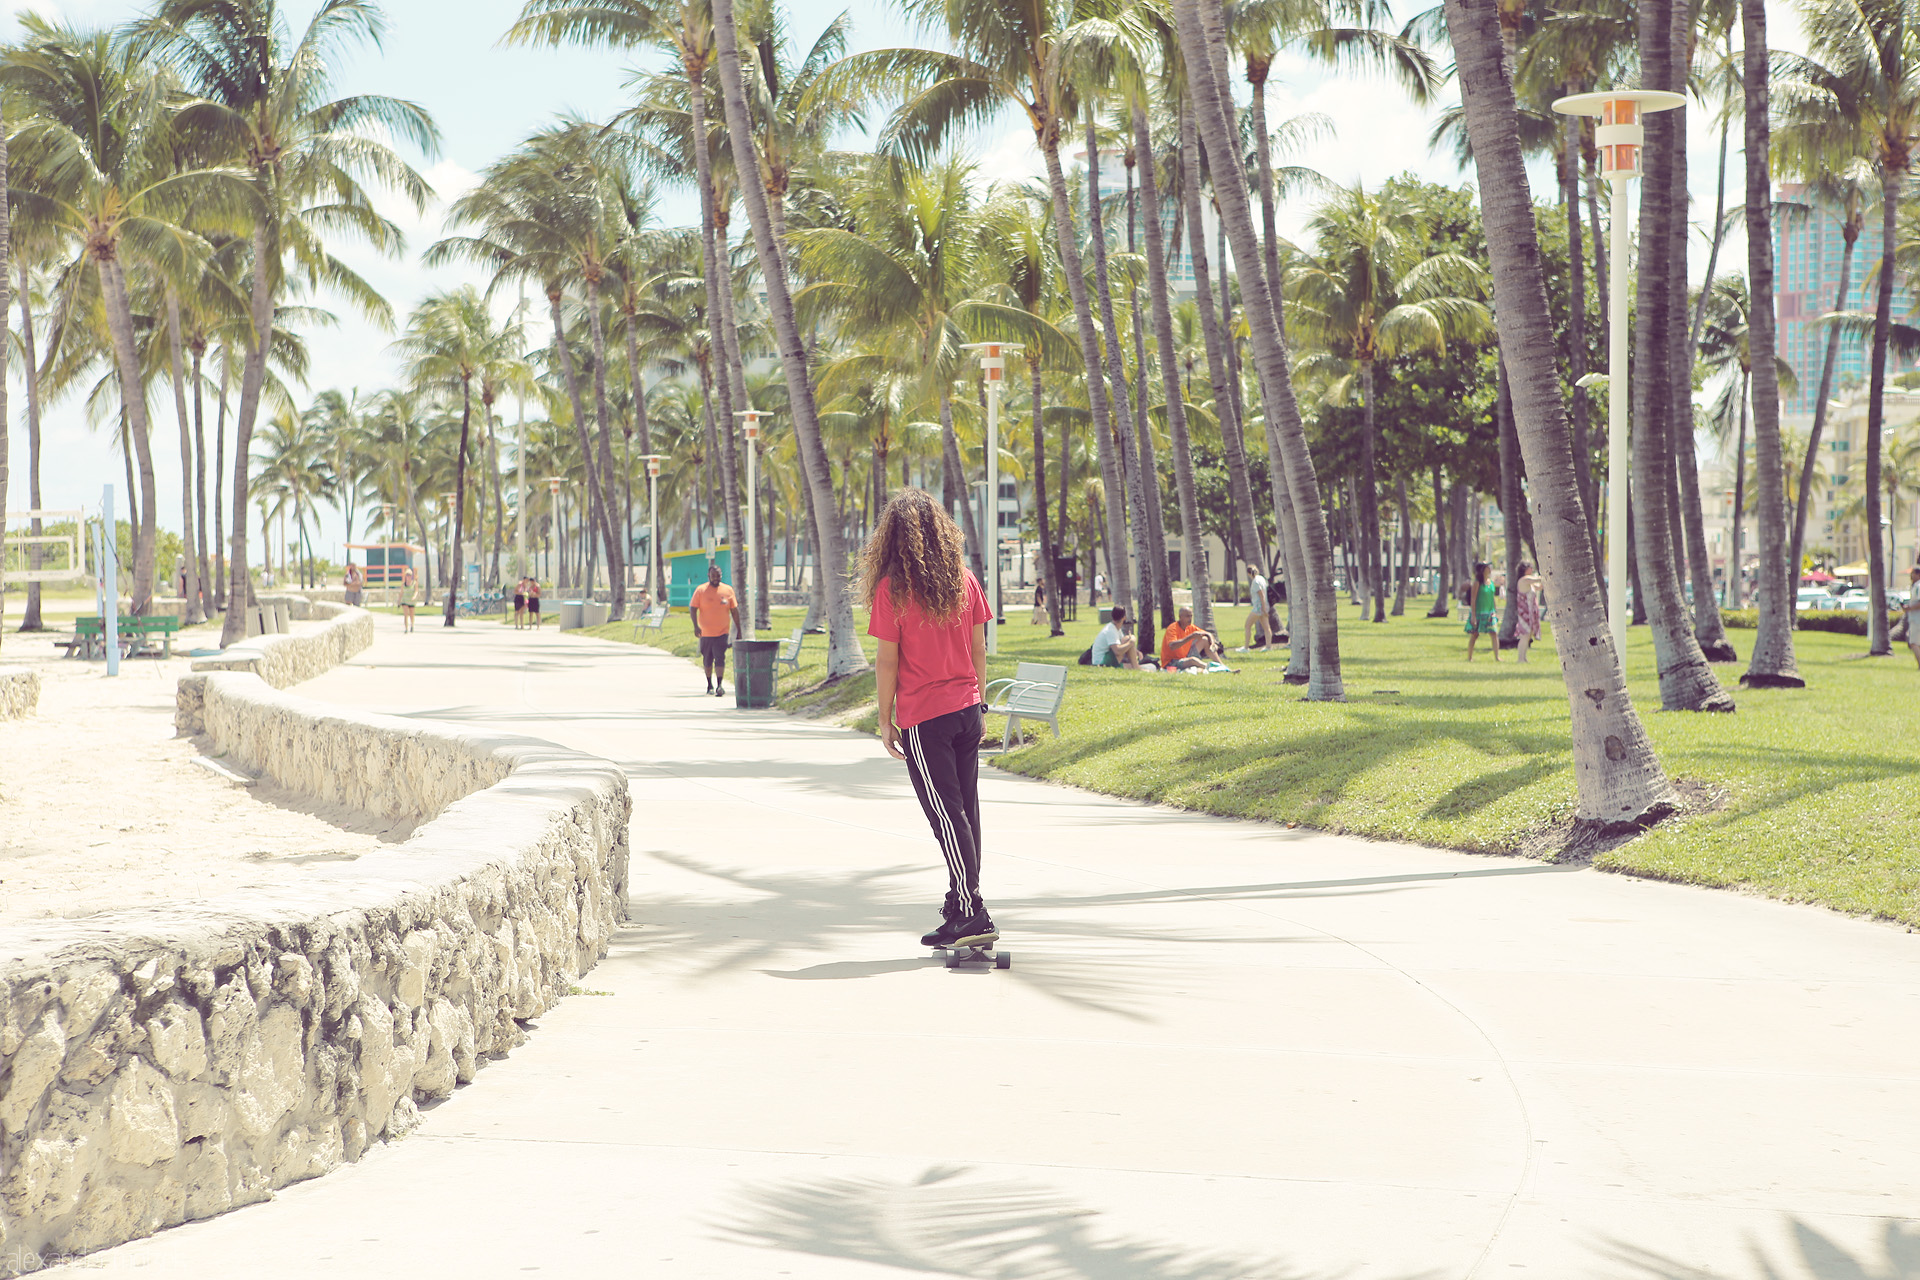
[867,571,992,729]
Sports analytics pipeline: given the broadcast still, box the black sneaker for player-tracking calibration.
[713,683,724,697]
[923,912,997,949]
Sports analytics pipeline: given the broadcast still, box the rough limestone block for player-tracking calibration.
[107,1059,180,1166]
[0,667,41,721]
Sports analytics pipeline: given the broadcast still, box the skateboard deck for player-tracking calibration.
[932,932,1011,970]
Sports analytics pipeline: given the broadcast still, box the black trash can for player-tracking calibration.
[733,639,779,709]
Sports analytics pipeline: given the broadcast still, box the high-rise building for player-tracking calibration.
[1773,182,1913,418]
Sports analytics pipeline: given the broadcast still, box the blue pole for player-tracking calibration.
[102,485,119,676]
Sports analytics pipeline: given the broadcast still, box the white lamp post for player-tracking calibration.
[639,455,664,598]
[961,341,1022,655]
[1552,88,1685,664]
[735,412,764,638]
[542,477,566,588]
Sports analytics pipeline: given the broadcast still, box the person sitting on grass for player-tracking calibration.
[1092,605,1145,670]
[1465,560,1500,662]
[1161,606,1224,670]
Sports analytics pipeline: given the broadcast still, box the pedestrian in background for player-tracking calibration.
[1465,561,1500,662]
[689,562,741,697]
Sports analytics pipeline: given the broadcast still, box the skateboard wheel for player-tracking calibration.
[995,951,1011,970]
[944,953,959,969]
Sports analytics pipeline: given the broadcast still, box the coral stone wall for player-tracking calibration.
[0,671,629,1266]
[190,602,374,690]
[0,668,38,721]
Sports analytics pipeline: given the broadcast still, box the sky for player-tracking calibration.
[4,0,1805,566]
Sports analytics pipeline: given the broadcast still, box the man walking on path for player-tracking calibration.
[1241,566,1272,651]
[690,562,742,697]
[864,489,998,951]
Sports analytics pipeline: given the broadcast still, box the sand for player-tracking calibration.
[0,625,411,927]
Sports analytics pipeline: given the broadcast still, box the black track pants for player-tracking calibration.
[902,704,985,919]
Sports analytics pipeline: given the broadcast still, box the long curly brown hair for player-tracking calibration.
[860,488,967,622]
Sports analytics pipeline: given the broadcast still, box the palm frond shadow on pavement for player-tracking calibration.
[1605,1218,1920,1280]
[617,849,1386,1020]
[713,1164,1443,1280]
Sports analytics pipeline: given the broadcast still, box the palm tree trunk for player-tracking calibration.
[584,279,628,619]
[190,348,212,619]
[1035,149,1109,609]
[941,390,986,580]
[1176,0,1341,699]
[0,125,7,638]
[1029,357,1064,634]
[711,0,863,674]
[1427,465,1450,617]
[213,356,229,611]
[19,260,44,632]
[1561,103,1602,570]
[1135,101,1214,633]
[1122,125,1175,633]
[1443,0,1681,828]
[445,377,473,628]
[547,290,613,598]
[1362,360,1388,624]
[164,290,203,623]
[1630,0,1735,711]
[1392,476,1411,616]
[683,43,746,558]
[220,225,274,643]
[1178,107,1268,642]
[99,259,158,617]
[709,218,750,559]
[1789,232,1856,605]
[1728,375,1750,606]
[1865,176,1898,648]
[1073,110,1139,625]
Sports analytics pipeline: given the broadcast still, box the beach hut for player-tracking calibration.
[346,542,424,587]
[665,545,733,610]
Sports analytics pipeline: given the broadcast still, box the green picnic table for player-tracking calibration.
[60,614,182,660]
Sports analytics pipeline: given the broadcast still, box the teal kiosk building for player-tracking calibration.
[666,545,733,610]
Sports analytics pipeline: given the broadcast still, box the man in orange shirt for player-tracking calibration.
[1161,606,1223,670]
[689,562,742,697]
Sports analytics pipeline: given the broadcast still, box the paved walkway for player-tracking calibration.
[67,617,1920,1279]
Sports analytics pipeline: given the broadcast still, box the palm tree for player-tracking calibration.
[136,0,439,645]
[1773,0,1920,654]
[393,288,514,626]
[1775,166,1878,612]
[1735,0,1801,686]
[1130,95,1213,633]
[712,0,863,671]
[1171,0,1343,700]
[816,0,1144,629]
[1630,0,1736,712]
[428,130,626,614]
[791,156,998,581]
[1287,182,1491,625]
[1441,0,1680,831]
[3,20,221,615]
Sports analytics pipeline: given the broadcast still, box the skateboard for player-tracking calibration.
[932,931,1011,970]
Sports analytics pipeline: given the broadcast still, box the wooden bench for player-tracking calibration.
[62,614,182,659]
[632,604,668,641]
[983,662,1067,753]
[775,627,806,673]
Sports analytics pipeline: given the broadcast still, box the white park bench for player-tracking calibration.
[632,604,668,641]
[983,662,1067,753]
[775,627,807,673]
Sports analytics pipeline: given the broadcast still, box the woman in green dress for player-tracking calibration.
[1465,560,1500,662]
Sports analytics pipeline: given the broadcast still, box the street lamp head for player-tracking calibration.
[542,476,566,495]
[1551,89,1686,180]
[735,409,765,441]
[961,341,1025,385]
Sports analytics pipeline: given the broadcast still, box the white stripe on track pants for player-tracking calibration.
[903,704,985,919]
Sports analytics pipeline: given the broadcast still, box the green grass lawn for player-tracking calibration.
[582,598,1920,927]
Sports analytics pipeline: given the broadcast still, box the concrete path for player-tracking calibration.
[64,617,1920,1279]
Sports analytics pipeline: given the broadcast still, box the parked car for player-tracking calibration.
[1837,594,1875,612]
[1796,587,1836,611]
